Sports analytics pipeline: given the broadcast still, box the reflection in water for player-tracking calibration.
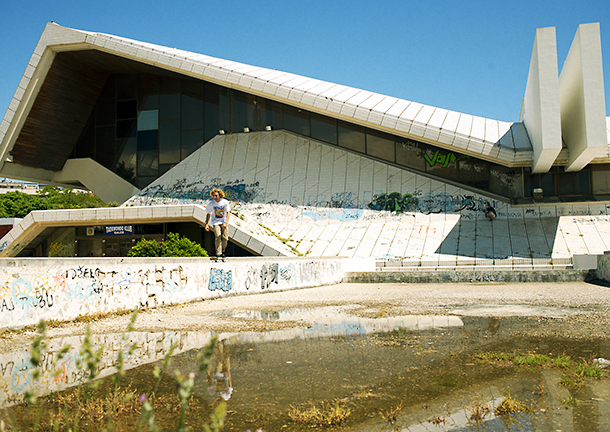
[1,313,609,431]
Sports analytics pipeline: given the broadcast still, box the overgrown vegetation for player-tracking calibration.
[8,313,225,432]
[0,186,111,218]
[128,232,208,257]
[474,351,607,386]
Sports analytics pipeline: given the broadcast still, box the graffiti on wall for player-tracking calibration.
[208,268,233,292]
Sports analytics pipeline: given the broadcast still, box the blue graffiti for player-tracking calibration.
[209,268,232,292]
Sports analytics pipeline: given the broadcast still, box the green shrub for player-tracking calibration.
[128,233,208,257]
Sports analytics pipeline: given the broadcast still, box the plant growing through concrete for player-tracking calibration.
[494,390,530,416]
[466,396,492,422]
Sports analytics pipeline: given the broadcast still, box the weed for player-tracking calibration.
[553,355,573,369]
[532,380,545,396]
[383,400,403,424]
[466,396,491,422]
[288,400,351,427]
[474,351,511,362]
[494,390,530,416]
[572,363,603,378]
[428,416,446,425]
[513,354,551,366]
[14,315,225,432]
[560,396,578,408]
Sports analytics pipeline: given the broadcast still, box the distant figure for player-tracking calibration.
[484,203,497,221]
[205,189,231,257]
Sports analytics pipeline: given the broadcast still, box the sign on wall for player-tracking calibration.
[105,225,134,235]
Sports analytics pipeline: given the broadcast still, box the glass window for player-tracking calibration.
[257,98,282,131]
[367,130,394,162]
[231,91,256,133]
[117,119,137,138]
[592,167,610,194]
[204,82,221,141]
[136,176,156,189]
[138,75,160,110]
[159,164,173,175]
[557,172,574,195]
[117,74,137,100]
[138,110,158,131]
[74,116,95,158]
[160,93,180,121]
[137,151,158,177]
[182,129,204,159]
[95,126,115,169]
[115,137,137,185]
[218,86,230,132]
[458,158,488,190]
[284,106,310,136]
[96,78,116,127]
[489,166,522,198]
[137,130,158,152]
[182,94,203,131]
[116,100,137,120]
[540,172,555,195]
[425,148,459,181]
[396,140,425,171]
[338,121,365,153]
[159,120,180,164]
[311,114,337,144]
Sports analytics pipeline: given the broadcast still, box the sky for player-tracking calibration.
[1,0,609,124]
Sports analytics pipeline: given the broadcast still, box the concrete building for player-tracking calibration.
[0,23,609,263]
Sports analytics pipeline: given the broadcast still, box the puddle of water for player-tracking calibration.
[1,312,609,431]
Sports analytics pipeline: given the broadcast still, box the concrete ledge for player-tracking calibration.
[345,269,594,283]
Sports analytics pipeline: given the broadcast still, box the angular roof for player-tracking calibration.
[0,23,608,187]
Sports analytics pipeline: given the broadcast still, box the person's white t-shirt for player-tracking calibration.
[205,198,230,225]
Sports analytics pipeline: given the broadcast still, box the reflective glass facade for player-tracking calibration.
[73,72,606,201]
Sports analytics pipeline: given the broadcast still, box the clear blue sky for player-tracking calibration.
[1,0,609,123]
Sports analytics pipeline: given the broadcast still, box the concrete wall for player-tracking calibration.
[0,256,343,330]
[597,251,610,282]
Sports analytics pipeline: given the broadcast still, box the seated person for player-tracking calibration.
[484,203,497,221]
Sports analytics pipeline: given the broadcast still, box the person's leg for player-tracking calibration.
[221,226,228,255]
[213,225,222,256]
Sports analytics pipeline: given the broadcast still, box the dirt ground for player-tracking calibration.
[2,280,610,353]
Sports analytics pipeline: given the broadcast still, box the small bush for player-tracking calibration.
[128,233,208,257]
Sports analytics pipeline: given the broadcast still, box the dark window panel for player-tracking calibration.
[182,94,204,131]
[159,120,180,164]
[576,171,590,194]
[116,119,137,138]
[96,77,116,126]
[204,82,220,141]
[396,140,425,171]
[114,137,137,185]
[257,98,283,131]
[138,74,160,110]
[160,93,180,121]
[284,106,310,136]
[218,86,230,132]
[117,74,137,100]
[425,147,459,181]
[489,166,522,198]
[116,100,137,120]
[367,130,394,162]
[137,130,158,152]
[458,159,489,190]
[311,113,337,144]
[557,172,575,195]
[138,110,159,131]
[540,172,555,195]
[73,114,95,159]
[338,121,365,153]
[231,91,256,133]
[136,176,157,189]
[95,126,116,169]
[159,164,174,176]
[182,129,204,159]
[137,151,158,177]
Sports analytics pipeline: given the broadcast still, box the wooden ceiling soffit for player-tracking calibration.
[11,52,109,171]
